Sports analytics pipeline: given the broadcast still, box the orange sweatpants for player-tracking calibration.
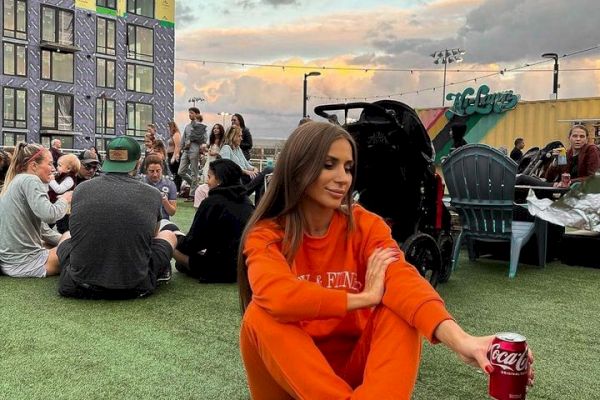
[240,302,422,399]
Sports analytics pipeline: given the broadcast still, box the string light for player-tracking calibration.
[308,44,600,101]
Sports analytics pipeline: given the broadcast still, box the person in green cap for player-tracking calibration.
[57,136,177,299]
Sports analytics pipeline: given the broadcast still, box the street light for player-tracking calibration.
[542,52,559,100]
[303,71,321,117]
[188,96,205,107]
[431,48,465,107]
[218,111,231,126]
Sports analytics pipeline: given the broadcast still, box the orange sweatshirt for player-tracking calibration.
[244,205,452,351]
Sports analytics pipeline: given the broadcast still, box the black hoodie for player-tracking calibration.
[178,184,254,282]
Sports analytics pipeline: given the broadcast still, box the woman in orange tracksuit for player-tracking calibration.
[238,122,533,399]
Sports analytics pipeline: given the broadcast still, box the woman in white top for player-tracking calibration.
[0,143,72,277]
[220,126,273,205]
[202,123,225,181]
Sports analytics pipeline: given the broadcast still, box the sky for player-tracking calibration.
[173,0,600,139]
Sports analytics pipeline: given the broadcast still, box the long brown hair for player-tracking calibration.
[237,122,358,312]
[0,142,47,196]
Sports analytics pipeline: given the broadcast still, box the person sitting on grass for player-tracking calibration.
[0,143,72,277]
[220,125,273,205]
[57,137,176,299]
[143,154,177,220]
[174,159,254,283]
[237,122,534,399]
[0,147,12,190]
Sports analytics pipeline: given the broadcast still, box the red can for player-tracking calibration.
[561,173,571,186]
[488,332,529,400]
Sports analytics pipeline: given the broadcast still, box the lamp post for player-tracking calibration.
[303,71,321,117]
[188,96,205,108]
[542,52,559,100]
[431,48,465,107]
[218,111,231,126]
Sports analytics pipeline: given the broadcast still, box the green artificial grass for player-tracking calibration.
[1,200,599,399]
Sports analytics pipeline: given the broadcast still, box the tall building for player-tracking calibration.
[0,0,175,150]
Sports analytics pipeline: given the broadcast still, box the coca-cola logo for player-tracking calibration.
[489,344,528,372]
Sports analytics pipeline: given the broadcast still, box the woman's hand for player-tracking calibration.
[347,247,399,311]
[435,321,535,389]
[245,170,258,179]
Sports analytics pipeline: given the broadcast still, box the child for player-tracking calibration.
[48,153,80,203]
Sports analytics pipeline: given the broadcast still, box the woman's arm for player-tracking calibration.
[220,145,233,160]
[245,226,348,322]
[173,132,181,157]
[347,247,400,311]
[24,177,70,223]
[433,320,495,372]
[208,144,220,156]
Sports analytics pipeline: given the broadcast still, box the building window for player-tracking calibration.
[97,58,115,88]
[3,0,27,39]
[2,87,26,128]
[2,131,26,146]
[96,17,115,56]
[41,92,73,131]
[3,42,26,76]
[96,0,116,10]
[126,102,152,137]
[126,63,153,94]
[127,24,153,62]
[41,50,73,83]
[96,97,115,136]
[41,6,74,46]
[127,0,154,18]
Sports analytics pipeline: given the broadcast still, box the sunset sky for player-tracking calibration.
[173,0,600,138]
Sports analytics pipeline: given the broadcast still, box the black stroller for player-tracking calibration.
[518,140,564,177]
[315,100,454,287]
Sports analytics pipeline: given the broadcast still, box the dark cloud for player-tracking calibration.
[262,0,298,5]
[176,3,195,24]
[236,0,298,8]
[371,0,598,65]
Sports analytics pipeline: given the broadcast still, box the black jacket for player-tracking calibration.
[178,185,254,282]
[240,127,253,160]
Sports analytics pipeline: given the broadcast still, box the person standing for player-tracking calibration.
[450,122,468,151]
[232,113,253,160]
[57,136,176,299]
[0,143,72,277]
[178,108,207,196]
[50,139,63,168]
[167,120,182,191]
[510,138,525,162]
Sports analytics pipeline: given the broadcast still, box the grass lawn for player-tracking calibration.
[1,200,599,399]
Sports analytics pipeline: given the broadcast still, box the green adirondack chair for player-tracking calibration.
[442,144,547,278]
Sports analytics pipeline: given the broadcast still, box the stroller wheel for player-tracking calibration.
[436,233,454,283]
[401,233,442,288]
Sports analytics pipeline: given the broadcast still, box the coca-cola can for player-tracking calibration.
[488,332,529,400]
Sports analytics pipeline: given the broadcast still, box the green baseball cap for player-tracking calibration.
[102,136,141,173]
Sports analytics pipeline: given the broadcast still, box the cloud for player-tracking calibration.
[175,2,195,24]
[173,0,600,138]
[262,0,298,5]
